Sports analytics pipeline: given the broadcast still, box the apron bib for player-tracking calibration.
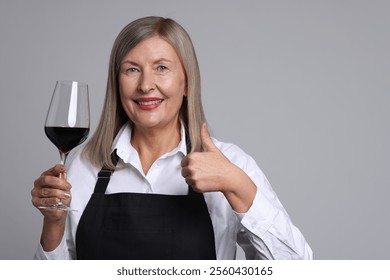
[75,150,216,260]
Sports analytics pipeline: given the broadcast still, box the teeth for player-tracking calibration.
[138,100,163,106]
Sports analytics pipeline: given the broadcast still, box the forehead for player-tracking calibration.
[124,35,180,62]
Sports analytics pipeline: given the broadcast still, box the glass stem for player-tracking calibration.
[59,151,68,165]
[59,151,69,179]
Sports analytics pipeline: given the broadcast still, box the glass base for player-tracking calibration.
[37,201,77,212]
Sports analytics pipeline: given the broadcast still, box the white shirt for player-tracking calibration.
[34,123,313,260]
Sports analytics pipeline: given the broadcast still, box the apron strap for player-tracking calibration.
[93,150,119,194]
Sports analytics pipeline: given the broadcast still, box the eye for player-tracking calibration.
[126,67,139,73]
[157,65,168,71]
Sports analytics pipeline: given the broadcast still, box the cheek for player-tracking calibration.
[119,77,137,100]
[168,75,186,98]
[118,77,126,99]
[118,88,129,110]
[118,82,135,114]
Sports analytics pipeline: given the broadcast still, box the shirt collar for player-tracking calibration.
[112,121,188,164]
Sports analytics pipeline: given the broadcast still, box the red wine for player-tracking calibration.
[45,126,89,153]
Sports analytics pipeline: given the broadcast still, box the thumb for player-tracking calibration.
[201,123,217,152]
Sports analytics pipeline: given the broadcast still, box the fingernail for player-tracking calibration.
[64,192,71,197]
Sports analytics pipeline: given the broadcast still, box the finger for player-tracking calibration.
[34,175,71,191]
[32,195,59,207]
[39,187,71,200]
[31,185,71,203]
[181,166,187,177]
[32,189,71,207]
[189,184,205,194]
[181,155,190,168]
[181,166,192,178]
[201,122,217,152]
[184,177,195,187]
[40,197,63,207]
[40,164,66,177]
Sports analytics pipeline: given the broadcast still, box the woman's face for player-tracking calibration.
[119,35,186,131]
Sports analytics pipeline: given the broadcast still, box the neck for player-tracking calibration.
[131,121,181,175]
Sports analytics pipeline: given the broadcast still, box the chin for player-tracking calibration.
[132,118,179,131]
[132,118,164,129]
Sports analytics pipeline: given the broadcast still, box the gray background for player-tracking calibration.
[0,0,389,260]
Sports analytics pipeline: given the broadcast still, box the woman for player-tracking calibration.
[32,16,312,259]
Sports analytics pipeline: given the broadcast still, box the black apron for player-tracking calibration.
[75,150,216,260]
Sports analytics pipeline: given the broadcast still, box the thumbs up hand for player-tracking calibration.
[181,123,232,193]
[181,123,257,213]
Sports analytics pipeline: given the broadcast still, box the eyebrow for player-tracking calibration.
[121,60,139,66]
[153,58,173,65]
[121,58,174,66]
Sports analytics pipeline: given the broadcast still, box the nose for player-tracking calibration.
[138,70,155,93]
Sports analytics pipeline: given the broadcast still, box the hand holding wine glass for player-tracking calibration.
[38,80,90,211]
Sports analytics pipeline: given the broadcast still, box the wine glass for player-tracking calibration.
[39,80,90,211]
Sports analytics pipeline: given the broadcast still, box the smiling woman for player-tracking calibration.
[31,16,313,260]
[83,17,205,169]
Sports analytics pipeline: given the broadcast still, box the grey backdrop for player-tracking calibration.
[0,0,389,260]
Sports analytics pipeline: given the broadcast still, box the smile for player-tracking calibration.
[137,100,163,106]
[135,98,164,111]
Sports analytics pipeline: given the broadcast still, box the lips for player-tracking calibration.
[135,97,164,110]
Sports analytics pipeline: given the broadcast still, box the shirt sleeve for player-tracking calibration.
[221,143,313,260]
[33,235,72,260]
[238,184,313,259]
